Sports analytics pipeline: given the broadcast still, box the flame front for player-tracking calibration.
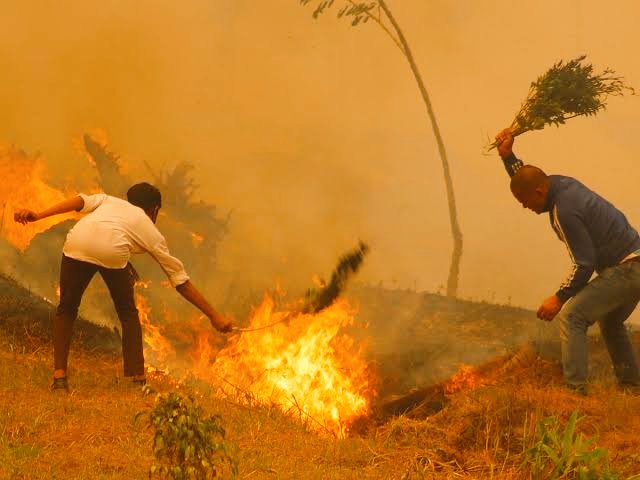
[0,144,78,250]
[134,288,375,437]
[211,296,374,437]
[444,364,487,394]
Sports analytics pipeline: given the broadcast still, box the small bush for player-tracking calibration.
[138,387,238,479]
[523,409,618,480]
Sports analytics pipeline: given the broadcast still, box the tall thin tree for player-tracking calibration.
[300,0,463,297]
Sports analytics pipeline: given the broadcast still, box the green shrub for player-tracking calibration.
[138,387,238,479]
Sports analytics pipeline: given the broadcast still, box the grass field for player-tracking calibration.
[2,275,640,479]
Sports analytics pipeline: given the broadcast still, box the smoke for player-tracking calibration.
[1,0,639,323]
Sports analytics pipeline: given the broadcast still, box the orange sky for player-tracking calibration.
[1,0,639,318]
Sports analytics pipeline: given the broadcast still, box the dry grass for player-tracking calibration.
[0,336,153,479]
[2,328,640,480]
[2,273,640,480]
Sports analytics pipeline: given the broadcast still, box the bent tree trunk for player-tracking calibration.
[378,0,462,297]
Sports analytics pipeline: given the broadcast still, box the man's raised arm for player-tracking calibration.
[495,128,524,177]
[13,195,85,224]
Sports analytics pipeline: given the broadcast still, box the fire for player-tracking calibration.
[210,296,375,437]
[131,286,375,437]
[135,290,176,369]
[444,364,488,394]
[0,144,79,250]
[190,232,204,246]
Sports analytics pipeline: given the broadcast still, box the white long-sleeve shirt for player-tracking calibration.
[63,193,189,287]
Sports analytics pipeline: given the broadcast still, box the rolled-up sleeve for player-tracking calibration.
[148,238,190,287]
[133,216,190,287]
[78,193,108,213]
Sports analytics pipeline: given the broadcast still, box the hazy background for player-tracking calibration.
[1,0,639,320]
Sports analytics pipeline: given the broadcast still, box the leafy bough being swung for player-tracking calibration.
[231,241,370,333]
[488,55,634,151]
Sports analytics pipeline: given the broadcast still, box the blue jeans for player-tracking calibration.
[557,259,640,388]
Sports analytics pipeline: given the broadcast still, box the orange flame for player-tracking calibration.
[444,364,487,394]
[136,282,376,437]
[0,144,78,250]
[135,291,176,370]
[132,286,375,437]
[210,296,375,437]
[190,232,204,247]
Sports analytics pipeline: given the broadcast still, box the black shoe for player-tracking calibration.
[566,384,588,396]
[51,377,69,392]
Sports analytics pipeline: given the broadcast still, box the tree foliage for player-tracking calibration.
[300,0,377,26]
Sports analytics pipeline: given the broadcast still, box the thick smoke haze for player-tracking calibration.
[1,1,639,319]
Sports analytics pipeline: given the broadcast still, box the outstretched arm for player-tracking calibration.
[138,223,232,334]
[176,280,233,333]
[495,128,524,177]
[14,195,85,224]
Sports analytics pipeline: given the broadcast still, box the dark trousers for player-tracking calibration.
[54,255,145,376]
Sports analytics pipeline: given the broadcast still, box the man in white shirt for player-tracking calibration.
[14,182,232,391]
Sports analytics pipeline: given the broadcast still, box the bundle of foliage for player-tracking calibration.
[522,410,620,480]
[304,240,369,313]
[489,55,634,150]
[138,388,238,479]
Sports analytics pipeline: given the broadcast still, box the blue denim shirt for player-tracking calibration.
[502,153,640,301]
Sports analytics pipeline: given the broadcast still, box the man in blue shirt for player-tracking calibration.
[495,128,640,395]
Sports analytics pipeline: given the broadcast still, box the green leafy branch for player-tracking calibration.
[303,240,369,313]
[489,55,634,151]
[136,387,238,479]
[299,0,405,53]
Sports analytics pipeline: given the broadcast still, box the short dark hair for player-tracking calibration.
[127,182,162,211]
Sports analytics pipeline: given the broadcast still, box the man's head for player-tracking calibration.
[510,165,550,214]
[127,182,162,222]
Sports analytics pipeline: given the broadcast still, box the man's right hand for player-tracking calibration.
[175,280,235,333]
[210,314,233,333]
[495,128,514,159]
[14,209,40,224]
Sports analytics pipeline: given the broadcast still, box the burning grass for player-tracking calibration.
[135,289,377,438]
[2,275,640,478]
[2,311,640,478]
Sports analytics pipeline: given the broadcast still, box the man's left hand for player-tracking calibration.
[537,295,564,321]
